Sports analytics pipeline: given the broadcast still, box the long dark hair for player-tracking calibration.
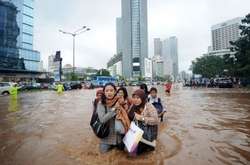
[101,83,117,105]
[140,83,149,96]
[117,87,128,100]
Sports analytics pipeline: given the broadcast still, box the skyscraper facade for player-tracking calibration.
[116,17,123,55]
[0,0,25,71]
[1,0,40,72]
[154,38,162,56]
[121,0,148,79]
[152,55,164,78]
[211,17,242,51]
[162,36,179,80]
[169,36,179,80]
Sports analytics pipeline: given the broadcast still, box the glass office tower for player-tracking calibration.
[0,0,25,70]
[0,0,40,71]
[121,0,148,79]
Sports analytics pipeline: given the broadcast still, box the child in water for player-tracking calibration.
[148,87,166,122]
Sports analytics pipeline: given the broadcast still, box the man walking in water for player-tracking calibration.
[9,83,20,96]
[56,82,64,94]
[165,81,172,95]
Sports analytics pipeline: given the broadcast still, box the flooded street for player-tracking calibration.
[0,86,250,165]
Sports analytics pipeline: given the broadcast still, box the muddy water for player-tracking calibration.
[0,86,249,165]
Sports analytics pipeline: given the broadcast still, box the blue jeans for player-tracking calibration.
[99,143,113,153]
[115,120,125,134]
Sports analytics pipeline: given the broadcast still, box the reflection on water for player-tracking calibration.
[8,95,20,113]
[0,87,250,165]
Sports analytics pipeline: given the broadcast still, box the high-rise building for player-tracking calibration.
[169,37,179,80]
[48,54,62,74]
[120,0,148,79]
[154,38,162,56]
[48,52,63,81]
[144,58,152,79]
[116,17,123,55]
[152,55,164,78]
[211,17,242,51]
[162,36,179,80]
[0,0,25,71]
[1,0,41,72]
[162,39,173,77]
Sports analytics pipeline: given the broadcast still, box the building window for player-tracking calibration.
[23,15,33,26]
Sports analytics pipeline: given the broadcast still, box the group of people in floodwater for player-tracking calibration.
[91,83,167,155]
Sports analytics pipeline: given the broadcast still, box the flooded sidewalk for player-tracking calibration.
[0,87,250,165]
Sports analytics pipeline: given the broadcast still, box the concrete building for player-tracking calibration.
[108,61,122,78]
[154,38,162,56]
[211,17,242,51]
[48,51,62,81]
[180,71,191,81]
[152,55,164,78]
[39,60,44,72]
[204,17,243,57]
[107,54,122,77]
[62,64,98,80]
[120,0,148,79]
[162,39,173,77]
[116,17,123,55]
[144,58,152,79]
[48,54,59,73]
[162,36,179,80]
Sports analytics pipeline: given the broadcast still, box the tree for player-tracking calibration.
[138,76,145,82]
[230,13,250,78]
[96,69,110,76]
[70,72,78,81]
[223,54,237,77]
[191,55,225,78]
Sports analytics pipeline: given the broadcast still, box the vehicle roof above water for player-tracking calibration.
[0,82,13,85]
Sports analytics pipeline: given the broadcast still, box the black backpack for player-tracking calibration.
[149,98,163,114]
[90,104,110,138]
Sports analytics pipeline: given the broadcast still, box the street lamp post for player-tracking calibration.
[59,26,90,76]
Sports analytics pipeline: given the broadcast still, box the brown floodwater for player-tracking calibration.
[0,86,249,165]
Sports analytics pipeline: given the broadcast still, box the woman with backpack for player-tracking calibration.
[128,89,159,155]
[95,83,130,153]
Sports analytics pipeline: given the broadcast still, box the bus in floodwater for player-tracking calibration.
[91,76,117,87]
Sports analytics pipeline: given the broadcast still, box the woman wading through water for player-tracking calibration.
[96,83,130,153]
[128,89,159,155]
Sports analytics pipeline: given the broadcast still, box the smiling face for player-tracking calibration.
[132,95,142,106]
[104,85,116,99]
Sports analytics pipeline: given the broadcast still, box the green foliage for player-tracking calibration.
[190,13,250,79]
[229,13,250,78]
[70,73,78,81]
[138,76,145,81]
[118,75,126,81]
[96,69,110,76]
[191,55,225,78]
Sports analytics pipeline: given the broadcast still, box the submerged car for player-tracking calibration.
[0,82,12,95]
[218,78,233,88]
[70,81,82,89]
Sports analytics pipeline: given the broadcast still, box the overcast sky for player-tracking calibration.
[33,0,250,72]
